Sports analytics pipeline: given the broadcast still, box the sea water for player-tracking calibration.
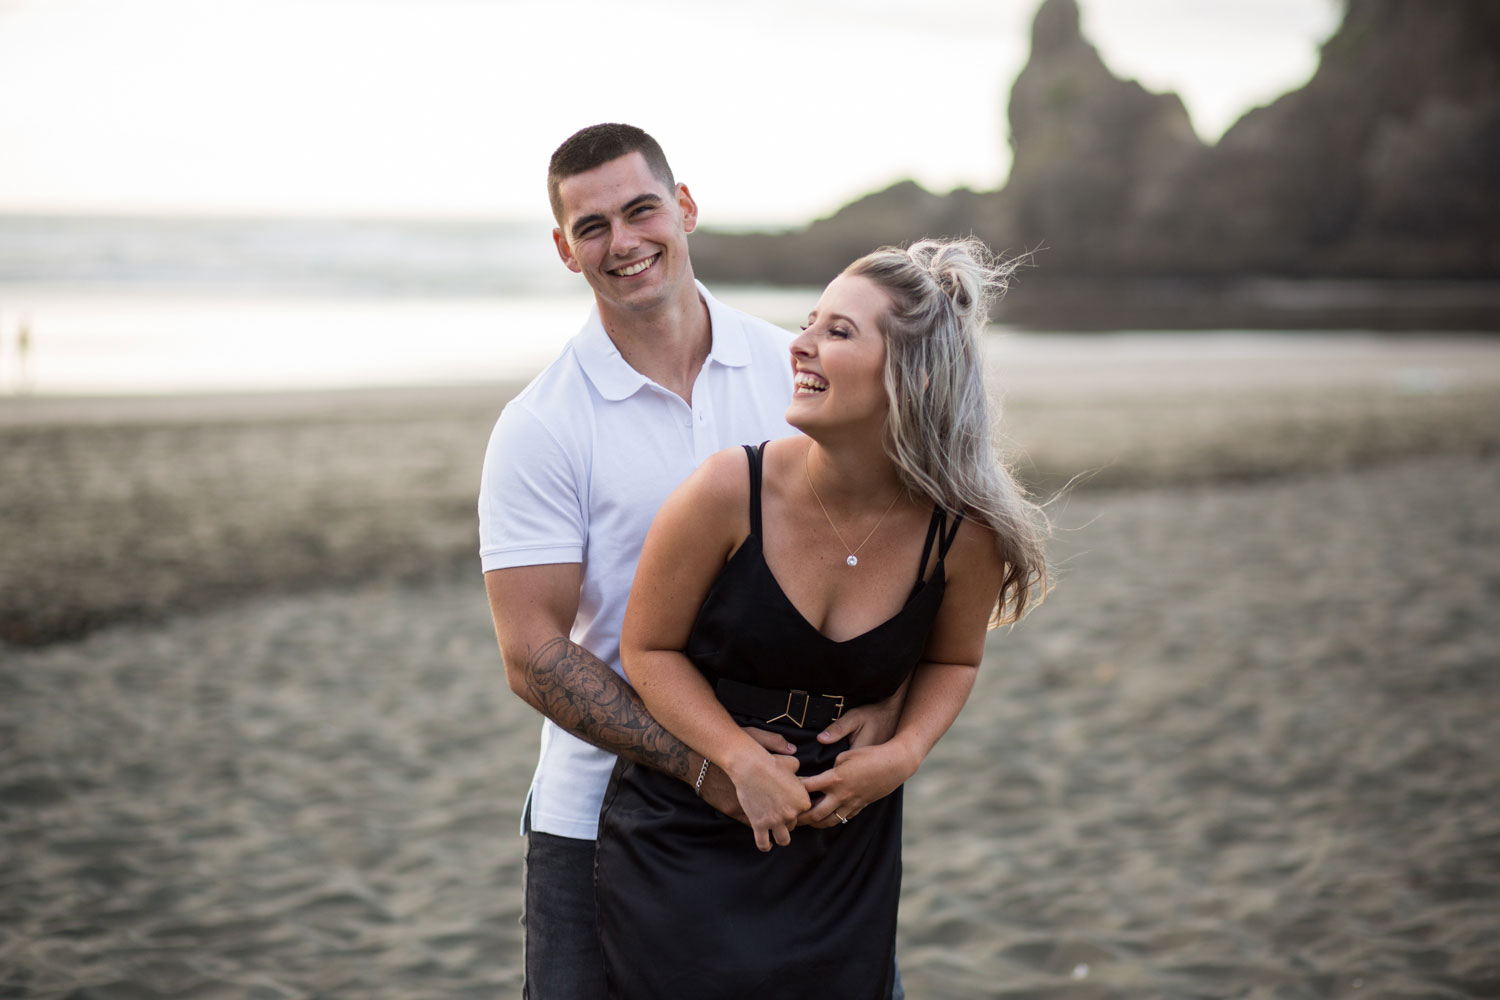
[0,215,822,395]
[0,214,1469,398]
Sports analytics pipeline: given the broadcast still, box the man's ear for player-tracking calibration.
[553,227,582,274]
[677,183,699,235]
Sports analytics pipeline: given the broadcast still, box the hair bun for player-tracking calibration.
[913,238,1007,323]
[846,236,1021,340]
[933,261,975,317]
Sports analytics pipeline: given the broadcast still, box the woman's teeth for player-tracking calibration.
[794,374,828,394]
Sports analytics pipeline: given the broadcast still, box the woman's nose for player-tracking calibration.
[790,327,816,356]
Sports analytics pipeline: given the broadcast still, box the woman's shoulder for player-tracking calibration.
[681,446,752,501]
[652,447,755,546]
[757,434,811,483]
[944,509,1005,583]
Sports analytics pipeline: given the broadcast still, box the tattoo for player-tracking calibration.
[523,636,696,781]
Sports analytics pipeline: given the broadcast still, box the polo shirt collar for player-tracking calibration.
[572,280,753,401]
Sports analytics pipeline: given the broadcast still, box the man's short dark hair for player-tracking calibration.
[547,123,676,224]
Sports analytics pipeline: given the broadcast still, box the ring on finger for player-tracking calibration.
[835,811,849,824]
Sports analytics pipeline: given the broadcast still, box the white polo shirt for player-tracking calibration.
[478,281,795,840]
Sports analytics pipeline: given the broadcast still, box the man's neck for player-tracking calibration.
[597,280,712,405]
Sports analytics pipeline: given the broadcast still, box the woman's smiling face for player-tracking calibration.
[786,273,893,438]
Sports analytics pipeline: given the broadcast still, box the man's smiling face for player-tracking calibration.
[552,151,698,319]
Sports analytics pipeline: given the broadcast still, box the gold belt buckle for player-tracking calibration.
[766,690,844,727]
[767,689,811,727]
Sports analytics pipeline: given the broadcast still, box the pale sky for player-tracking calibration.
[0,0,1340,227]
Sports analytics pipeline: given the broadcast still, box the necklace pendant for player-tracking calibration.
[846,555,859,567]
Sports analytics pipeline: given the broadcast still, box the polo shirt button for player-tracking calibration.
[697,413,704,422]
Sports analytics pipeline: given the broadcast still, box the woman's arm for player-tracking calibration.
[798,516,1006,827]
[622,447,811,852]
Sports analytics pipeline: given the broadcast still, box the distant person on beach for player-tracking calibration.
[593,238,1048,997]
[16,315,33,394]
[479,123,913,998]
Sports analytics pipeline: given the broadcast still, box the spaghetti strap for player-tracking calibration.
[742,442,767,538]
[914,508,944,584]
[911,508,965,599]
[938,511,964,559]
[916,508,965,576]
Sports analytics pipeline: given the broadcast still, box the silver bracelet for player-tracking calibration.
[693,757,711,797]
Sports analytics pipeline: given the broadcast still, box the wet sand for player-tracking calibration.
[2,336,1500,997]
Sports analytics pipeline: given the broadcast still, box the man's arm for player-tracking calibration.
[485,564,774,816]
[487,562,698,776]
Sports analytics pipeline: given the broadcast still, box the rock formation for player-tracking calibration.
[690,0,1500,322]
[690,181,996,288]
[1002,0,1203,274]
[1152,0,1500,278]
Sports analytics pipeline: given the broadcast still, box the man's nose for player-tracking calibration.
[609,222,641,257]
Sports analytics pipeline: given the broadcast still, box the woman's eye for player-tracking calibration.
[829,327,851,339]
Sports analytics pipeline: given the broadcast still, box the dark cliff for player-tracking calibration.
[1144,0,1500,279]
[690,0,1500,327]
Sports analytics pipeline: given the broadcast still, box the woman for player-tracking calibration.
[595,239,1048,998]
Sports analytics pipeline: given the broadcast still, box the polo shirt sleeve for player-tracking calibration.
[478,401,585,572]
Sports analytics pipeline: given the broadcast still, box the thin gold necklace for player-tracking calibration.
[805,453,901,567]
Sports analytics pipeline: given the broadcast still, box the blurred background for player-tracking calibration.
[1,0,1494,393]
[1,0,1431,396]
[2,1,1498,997]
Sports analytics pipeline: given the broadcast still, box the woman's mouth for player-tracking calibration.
[794,372,829,395]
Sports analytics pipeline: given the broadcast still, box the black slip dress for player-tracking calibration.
[595,442,962,1000]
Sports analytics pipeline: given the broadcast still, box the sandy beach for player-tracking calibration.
[3,334,1499,998]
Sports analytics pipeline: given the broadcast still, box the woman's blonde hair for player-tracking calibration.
[845,238,1048,625]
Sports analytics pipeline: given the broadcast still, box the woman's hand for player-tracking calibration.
[796,740,920,829]
[726,747,811,851]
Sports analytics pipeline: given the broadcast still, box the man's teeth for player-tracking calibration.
[613,256,657,276]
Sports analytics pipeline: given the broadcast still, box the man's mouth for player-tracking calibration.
[609,254,660,277]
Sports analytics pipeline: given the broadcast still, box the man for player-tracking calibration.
[479,124,899,998]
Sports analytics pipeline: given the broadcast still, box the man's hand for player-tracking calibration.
[727,746,812,851]
[815,677,909,749]
[695,728,797,824]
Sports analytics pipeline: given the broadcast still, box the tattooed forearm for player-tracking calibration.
[523,636,697,782]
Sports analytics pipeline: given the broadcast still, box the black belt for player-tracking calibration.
[715,678,846,730]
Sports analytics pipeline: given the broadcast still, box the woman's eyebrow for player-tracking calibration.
[806,310,860,331]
